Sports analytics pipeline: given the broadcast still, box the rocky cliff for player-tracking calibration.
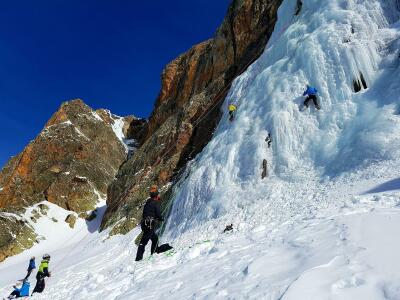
[102,0,283,234]
[0,99,135,261]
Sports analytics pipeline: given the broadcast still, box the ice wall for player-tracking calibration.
[163,0,400,238]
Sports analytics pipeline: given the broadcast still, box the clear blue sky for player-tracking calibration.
[0,0,230,168]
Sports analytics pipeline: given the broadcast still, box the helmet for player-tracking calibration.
[149,185,158,193]
[149,185,159,198]
[43,254,50,260]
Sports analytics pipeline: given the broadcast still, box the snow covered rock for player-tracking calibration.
[0,99,135,259]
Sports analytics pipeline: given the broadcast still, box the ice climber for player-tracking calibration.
[135,185,164,261]
[265,133,272,148]
[31,254,51,296]
[228,103,237,122]
[6,280,30,299]
[24,256,36,280]
[295,0,303,15]
[302,85,320,110]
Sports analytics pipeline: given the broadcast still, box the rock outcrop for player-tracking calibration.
[0,99,137,260]
[0,215,36,262]
[102,0,283,234]
[0,99,131,213]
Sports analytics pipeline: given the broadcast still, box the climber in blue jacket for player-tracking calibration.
[7,280,30,299]
[303,85,320,110]
[24,256,36,280]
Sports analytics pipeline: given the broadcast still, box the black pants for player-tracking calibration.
[135,223,159,261]
[32,276,45,295]
[24,268,33,280]
[304,95,319,109]
[229,111,235,121]
[8,291,20,299]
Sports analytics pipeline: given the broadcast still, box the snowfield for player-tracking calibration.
[1,0,400,299]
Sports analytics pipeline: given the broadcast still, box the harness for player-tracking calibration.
[143,216,156,230]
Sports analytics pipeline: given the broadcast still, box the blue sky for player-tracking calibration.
[0,0,230,168]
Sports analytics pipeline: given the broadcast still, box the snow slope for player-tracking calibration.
[1,0,400,299]
[1,186,399,299]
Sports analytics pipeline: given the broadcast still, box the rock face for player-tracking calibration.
[0,215,36,262]
[65,214,77,229]
[0,99,131,213]
[102,0,283,233]
[0,99,137,260]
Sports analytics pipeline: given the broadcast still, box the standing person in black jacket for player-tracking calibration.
[31,254,51,296]
[135,185,164,261]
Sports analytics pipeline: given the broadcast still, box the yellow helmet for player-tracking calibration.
[228,104,237,112]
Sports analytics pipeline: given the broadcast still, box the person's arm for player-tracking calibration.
[302,90,308,96]
[155,203,164,222]
[43,266,50,277]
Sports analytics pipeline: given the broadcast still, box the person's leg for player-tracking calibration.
[24,269,32,280]
[8,291,20,299]
[229,111,234,121]
[150,231,159,255]
[135,230,151,261]
[311,95,320,109]
[303,96,311,107]
[32,277,43,295]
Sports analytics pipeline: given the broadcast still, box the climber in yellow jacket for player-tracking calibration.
[228,104,237,122]
[31,254,51,296]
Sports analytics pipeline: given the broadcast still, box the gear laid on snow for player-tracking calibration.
[302,85,320,110]
[135,191,164,261]
[31,257,51,296]
[228,104,237,122]
[155,243,173,254]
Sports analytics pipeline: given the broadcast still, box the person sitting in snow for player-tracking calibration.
[24,256,36,280]
[302,85,320,110]
[135,185,164,261]
[31,254,51,296]
[7,280,30,299]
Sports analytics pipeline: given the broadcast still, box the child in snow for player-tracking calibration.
[24,257,36,280]
[31,254,51,296]
[6,280,30,299]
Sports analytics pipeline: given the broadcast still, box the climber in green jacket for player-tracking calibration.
[31,254,51,296]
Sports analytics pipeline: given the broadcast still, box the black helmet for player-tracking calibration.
[43,254,50,260]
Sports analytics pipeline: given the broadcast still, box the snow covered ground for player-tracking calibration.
[1,180,399,299]
[1,0,400,299]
